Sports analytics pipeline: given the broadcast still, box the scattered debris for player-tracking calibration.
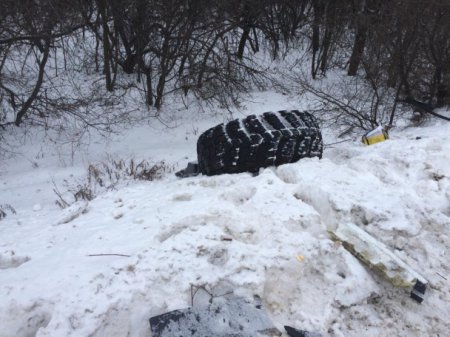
[54,202,89,225]
[175,161,200,178]
[150,288,281,337]
[285,326,324,337]
[362,125,389,145]
[0,250,31,269]
[329,222,428,303]
[0,204,16,220]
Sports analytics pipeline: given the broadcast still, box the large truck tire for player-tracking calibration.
[197,110,323,176]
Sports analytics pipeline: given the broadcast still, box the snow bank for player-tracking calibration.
[1,115,449,337]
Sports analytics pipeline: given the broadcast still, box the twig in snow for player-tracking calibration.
[52,179,71,209]
[190,284,234,306]
[87,253,131,257]
[324,138,353,148]
[436,272,447,280]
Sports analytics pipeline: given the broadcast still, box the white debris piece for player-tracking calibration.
[329,222,428,302]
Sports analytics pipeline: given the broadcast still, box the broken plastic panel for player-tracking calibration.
[150,292,281,337]
[329,222,428,303]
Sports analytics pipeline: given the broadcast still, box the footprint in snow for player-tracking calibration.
[220,186,257,206]
[172,193,193,201]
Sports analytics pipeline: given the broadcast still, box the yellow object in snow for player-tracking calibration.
[362,125,389,145]
[329,222,428,303]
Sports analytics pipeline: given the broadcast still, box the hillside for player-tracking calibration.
[1,96,449,336]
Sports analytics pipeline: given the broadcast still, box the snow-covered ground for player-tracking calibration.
[0,93,449,337]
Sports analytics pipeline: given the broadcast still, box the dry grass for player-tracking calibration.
[54,158,174,208]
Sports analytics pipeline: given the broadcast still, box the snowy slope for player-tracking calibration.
[0,98,449,337]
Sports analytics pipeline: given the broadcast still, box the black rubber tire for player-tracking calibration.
[197,110,323,176]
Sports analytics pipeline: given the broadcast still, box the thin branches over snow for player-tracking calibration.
[287,70,405,131]
[0,0,449,149]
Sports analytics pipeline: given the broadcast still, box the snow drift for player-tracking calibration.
[0,115,449,337]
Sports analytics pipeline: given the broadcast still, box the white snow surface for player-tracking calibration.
[1,95,449,337]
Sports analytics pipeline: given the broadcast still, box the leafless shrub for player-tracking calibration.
[54,158,174,208]
[287,70,408,134]
[86,158,171,187]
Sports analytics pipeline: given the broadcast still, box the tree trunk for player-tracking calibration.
[15,40,50,126]
[311,1,322,79]
[319,28,332,74]
[318,1,336,76]
[237,2,253,59]
[154,59,167,110]
[348,21,367,76]
[434,67,446,107]
[237,26,251,59]
[197,33,222,88]
[145,66,153,106]
[97,0,113,91]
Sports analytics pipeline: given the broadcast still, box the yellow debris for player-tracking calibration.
[362,125,389,145]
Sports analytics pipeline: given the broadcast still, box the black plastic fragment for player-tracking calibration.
[410,280,427,303]
[175,161,200,178]
[150,296,281,337]
[285,326,324,337]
